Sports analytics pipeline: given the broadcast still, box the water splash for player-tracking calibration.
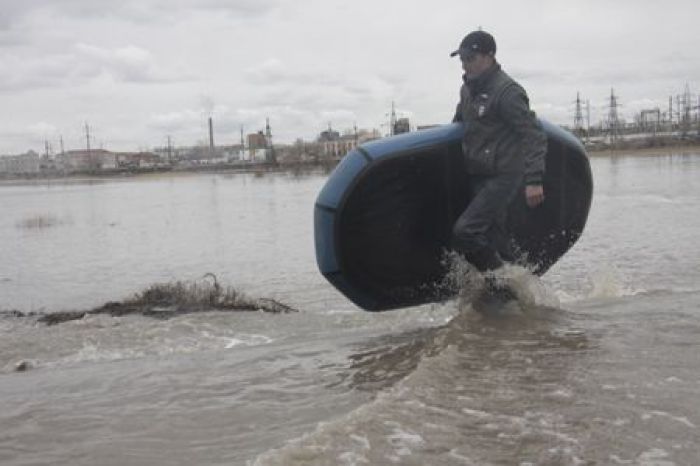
[442,252,560,311]
[489,264,561,310]
[440,251,484,304]
[587,264,642,299]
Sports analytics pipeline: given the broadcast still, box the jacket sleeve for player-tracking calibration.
[453,102,462,123]
[498,85,547,185]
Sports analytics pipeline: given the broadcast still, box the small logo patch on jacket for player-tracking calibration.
[478,94,489,117]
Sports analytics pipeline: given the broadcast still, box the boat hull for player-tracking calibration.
[314,121,593,311]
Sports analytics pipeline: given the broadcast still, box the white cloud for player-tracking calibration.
[319,109,357,124]
[27,122,58,137]
[0,0,281,26]
[0,42,190,93]
[74,43,183,83]
[244,58,287,83]
[148,110,201,132]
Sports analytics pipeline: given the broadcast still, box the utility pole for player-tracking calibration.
[668,96,674,131]
[85,122,91,152]
[208,117,215,157]
[240,125,245,161]
[166,135,173,164]
[60,135,65,156]
[85,122,94,170]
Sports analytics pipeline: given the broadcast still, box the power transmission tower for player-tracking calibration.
[389,101,397,136]
[585,99,591,142]
[606,88,621,145]
[640,109,661,137]
[265,117,272,143]
[681,83,692,135]
[573,92,584,137]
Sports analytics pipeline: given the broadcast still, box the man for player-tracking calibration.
[450,30,547,285]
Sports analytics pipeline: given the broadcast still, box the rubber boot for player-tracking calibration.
[483,273,518,302]
[467,247,504,272]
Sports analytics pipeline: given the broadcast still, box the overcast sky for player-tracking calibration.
[1,0,698,154]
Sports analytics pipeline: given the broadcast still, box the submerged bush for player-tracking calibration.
[131,277,296,314]
[24,274,298,325]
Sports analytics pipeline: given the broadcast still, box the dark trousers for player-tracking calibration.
[451,172,523,272]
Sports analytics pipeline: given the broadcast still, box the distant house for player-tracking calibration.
[56,150,161,172]
[220,144,245,162]
[57,149,113,171]
[0,151,41,175]
[247,131,270,162]
[115,152,161,168]
[318,128,381,158]
[322,134,358,158]
[318,129,340,142]
[149,147,182,164]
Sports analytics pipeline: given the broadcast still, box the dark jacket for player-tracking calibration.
[453,64,546,185]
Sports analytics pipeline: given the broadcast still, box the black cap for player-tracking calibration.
[450,30,496,58]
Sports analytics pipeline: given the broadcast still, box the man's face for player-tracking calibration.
[461,52,493,78]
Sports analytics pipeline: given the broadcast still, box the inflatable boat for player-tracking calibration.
[314,121,592,311]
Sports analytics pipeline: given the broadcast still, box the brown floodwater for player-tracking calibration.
[2,154,700,465]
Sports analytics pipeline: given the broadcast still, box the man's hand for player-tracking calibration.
[525,184,544,208]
